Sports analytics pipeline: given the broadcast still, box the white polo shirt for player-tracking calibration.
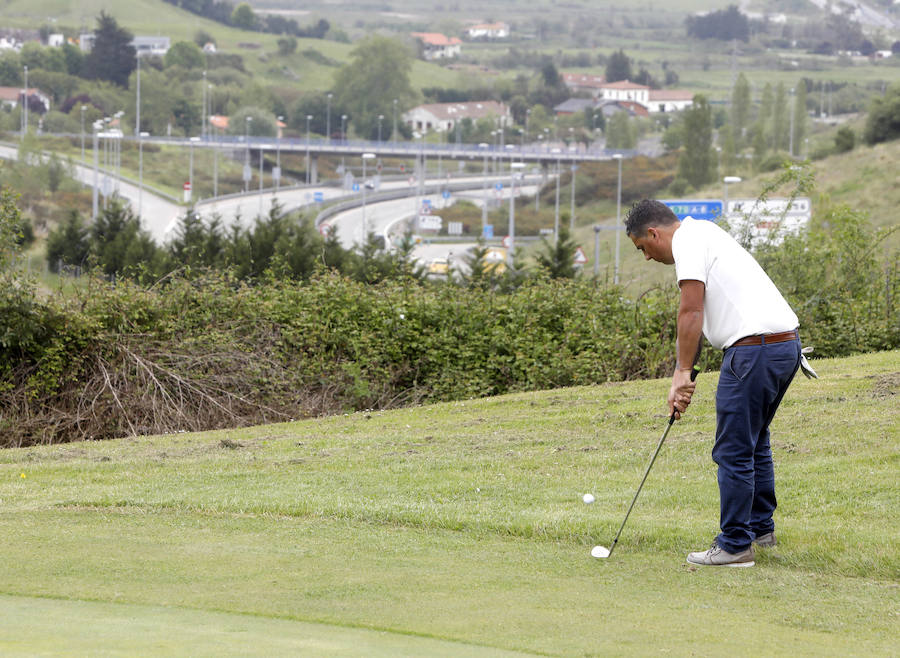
[671,217,798,350]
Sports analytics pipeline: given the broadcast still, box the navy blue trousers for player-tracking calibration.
[713,338,801,553]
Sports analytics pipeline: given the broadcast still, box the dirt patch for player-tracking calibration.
[872,372,900,399]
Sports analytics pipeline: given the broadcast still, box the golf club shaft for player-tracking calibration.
[606,365,699,558]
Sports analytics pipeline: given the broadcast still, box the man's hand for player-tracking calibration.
[668,368,696,419]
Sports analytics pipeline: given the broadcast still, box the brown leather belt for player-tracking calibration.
[730,329,799,348]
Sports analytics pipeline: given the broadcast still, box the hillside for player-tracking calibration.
[0,350,897,654]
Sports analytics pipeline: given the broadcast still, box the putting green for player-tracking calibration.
[0,594,532,656]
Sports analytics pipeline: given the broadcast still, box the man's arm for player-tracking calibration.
[669,279,705,419]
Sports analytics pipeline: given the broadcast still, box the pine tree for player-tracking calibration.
[730,73,751,149]
[82,12,136,88]
[678,95,715,189]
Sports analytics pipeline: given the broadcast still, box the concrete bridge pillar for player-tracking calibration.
[310,155,318,185]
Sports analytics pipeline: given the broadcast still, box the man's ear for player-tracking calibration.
[646,226,659,241]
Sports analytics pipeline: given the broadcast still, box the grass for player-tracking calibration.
[0,351,897,655]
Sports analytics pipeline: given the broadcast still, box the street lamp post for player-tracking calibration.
[201,70,207,139]
[244,116,252,192]
[189,136,200,202]
[92,120,100,220]
[377,114,384,143]
[305,114,312,185]
[789,87,795,157]
[135,56,140,137]
[341,114,347,143]
[553,149,561,246]
[361,152,375,243]
[22,65,28,137]
[80,105,86,161]
[392,99,398,145]
[723,176,741,217]
[326,92,332,141]
[613,153,623,285]
[138,131,149,218]
[479,142,488,236]
[508,162,525,269]
[570,161,577,232]
[275,115,283,194]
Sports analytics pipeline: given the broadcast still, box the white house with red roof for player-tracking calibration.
[599,80,650,106]
[0,86,51,113]
[647,89,695,113]
[464,22,509,39]
[411,33,462,60]
[402,101,510,133]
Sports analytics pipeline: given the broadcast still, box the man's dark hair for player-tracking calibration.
[624,199,678,237]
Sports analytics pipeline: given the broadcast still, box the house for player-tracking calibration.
[561,72,606,97]
[411,33,462,60]
[47,33,65,47]
[647,89,694,113]
[553,98,644,118]
[553,98,598,116]
[79,33,95,52]
[0,37,21,52]
[132,36,171,58]
[202,42,217,54]
[0,86,51,113]
[465,22,510,40]
[402,101,510,133]
[598,80,650,107]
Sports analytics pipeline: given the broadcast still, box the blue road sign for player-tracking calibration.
[352,183,360,192]
[483,224,494,239]
[494,182,503,191]
[422,199,432,208]
[313,191,324,203]
[661,199,723,221]
[442,190,451,199]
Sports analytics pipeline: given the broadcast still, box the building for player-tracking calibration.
[47,33,65,47]
[598,80,650,107]
[411,33,462,60]
[0,87,51,113]
[561,72,606,97]
[647,89,695,113]
[465,22,510,40]
[402,101,510,133]
[132,36,171,58]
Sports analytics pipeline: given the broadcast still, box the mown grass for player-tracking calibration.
[0,351,897,655]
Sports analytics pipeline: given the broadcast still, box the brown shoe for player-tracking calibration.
[687,542,755,567]
[753,532,777,548]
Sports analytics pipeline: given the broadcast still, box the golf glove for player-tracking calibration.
[799,346,818,379]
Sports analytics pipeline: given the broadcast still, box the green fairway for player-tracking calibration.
[0,351,897,655]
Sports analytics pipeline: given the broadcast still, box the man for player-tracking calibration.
[625,199,801,568]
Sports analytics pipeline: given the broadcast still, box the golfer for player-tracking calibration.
[625,199,801,567]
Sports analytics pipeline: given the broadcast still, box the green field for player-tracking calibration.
[0,351,897,655]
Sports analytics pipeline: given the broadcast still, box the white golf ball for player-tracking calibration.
[591,545,611,559]
[582,493,595,504]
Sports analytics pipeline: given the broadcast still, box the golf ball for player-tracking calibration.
[582,493,595,504]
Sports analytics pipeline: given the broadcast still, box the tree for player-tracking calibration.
[834,126,855,153]
[534,226,578,279]
[863,83,900,145]
[685,5,749,41]
[730,73,751,149]
[678,94,715,188]
[46,210,90,272]
[171,98,199,136]
[231,3,258,31]
[164,41,205,69]
[277,36,297,56]
[333,36,417,140]
[82,12,136,88]
[605,50,632,83]
[606,111,635,150]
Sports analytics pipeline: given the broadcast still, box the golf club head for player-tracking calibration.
[590,545,611,559]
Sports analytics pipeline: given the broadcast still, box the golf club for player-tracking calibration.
[592,363,700,560]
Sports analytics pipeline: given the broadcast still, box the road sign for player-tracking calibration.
[183,181,192,203]
[494,182,503,191]
[352,183,360,192]
[418,215,442,231]
[448,221,463,236]
[502,235,511,248]
[483,224,494,239]
[724,197,812,246]
[422,199,432,208]
[442,190,451,199]
[242,164,252,182]
[318,222,330,236]
[272,166,281,181]
[573,246,587,265]
[661,199,723,221]
[313,191,324,203]
[408,176,416,186]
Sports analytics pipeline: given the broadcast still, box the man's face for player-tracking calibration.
[629,226,674,265]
